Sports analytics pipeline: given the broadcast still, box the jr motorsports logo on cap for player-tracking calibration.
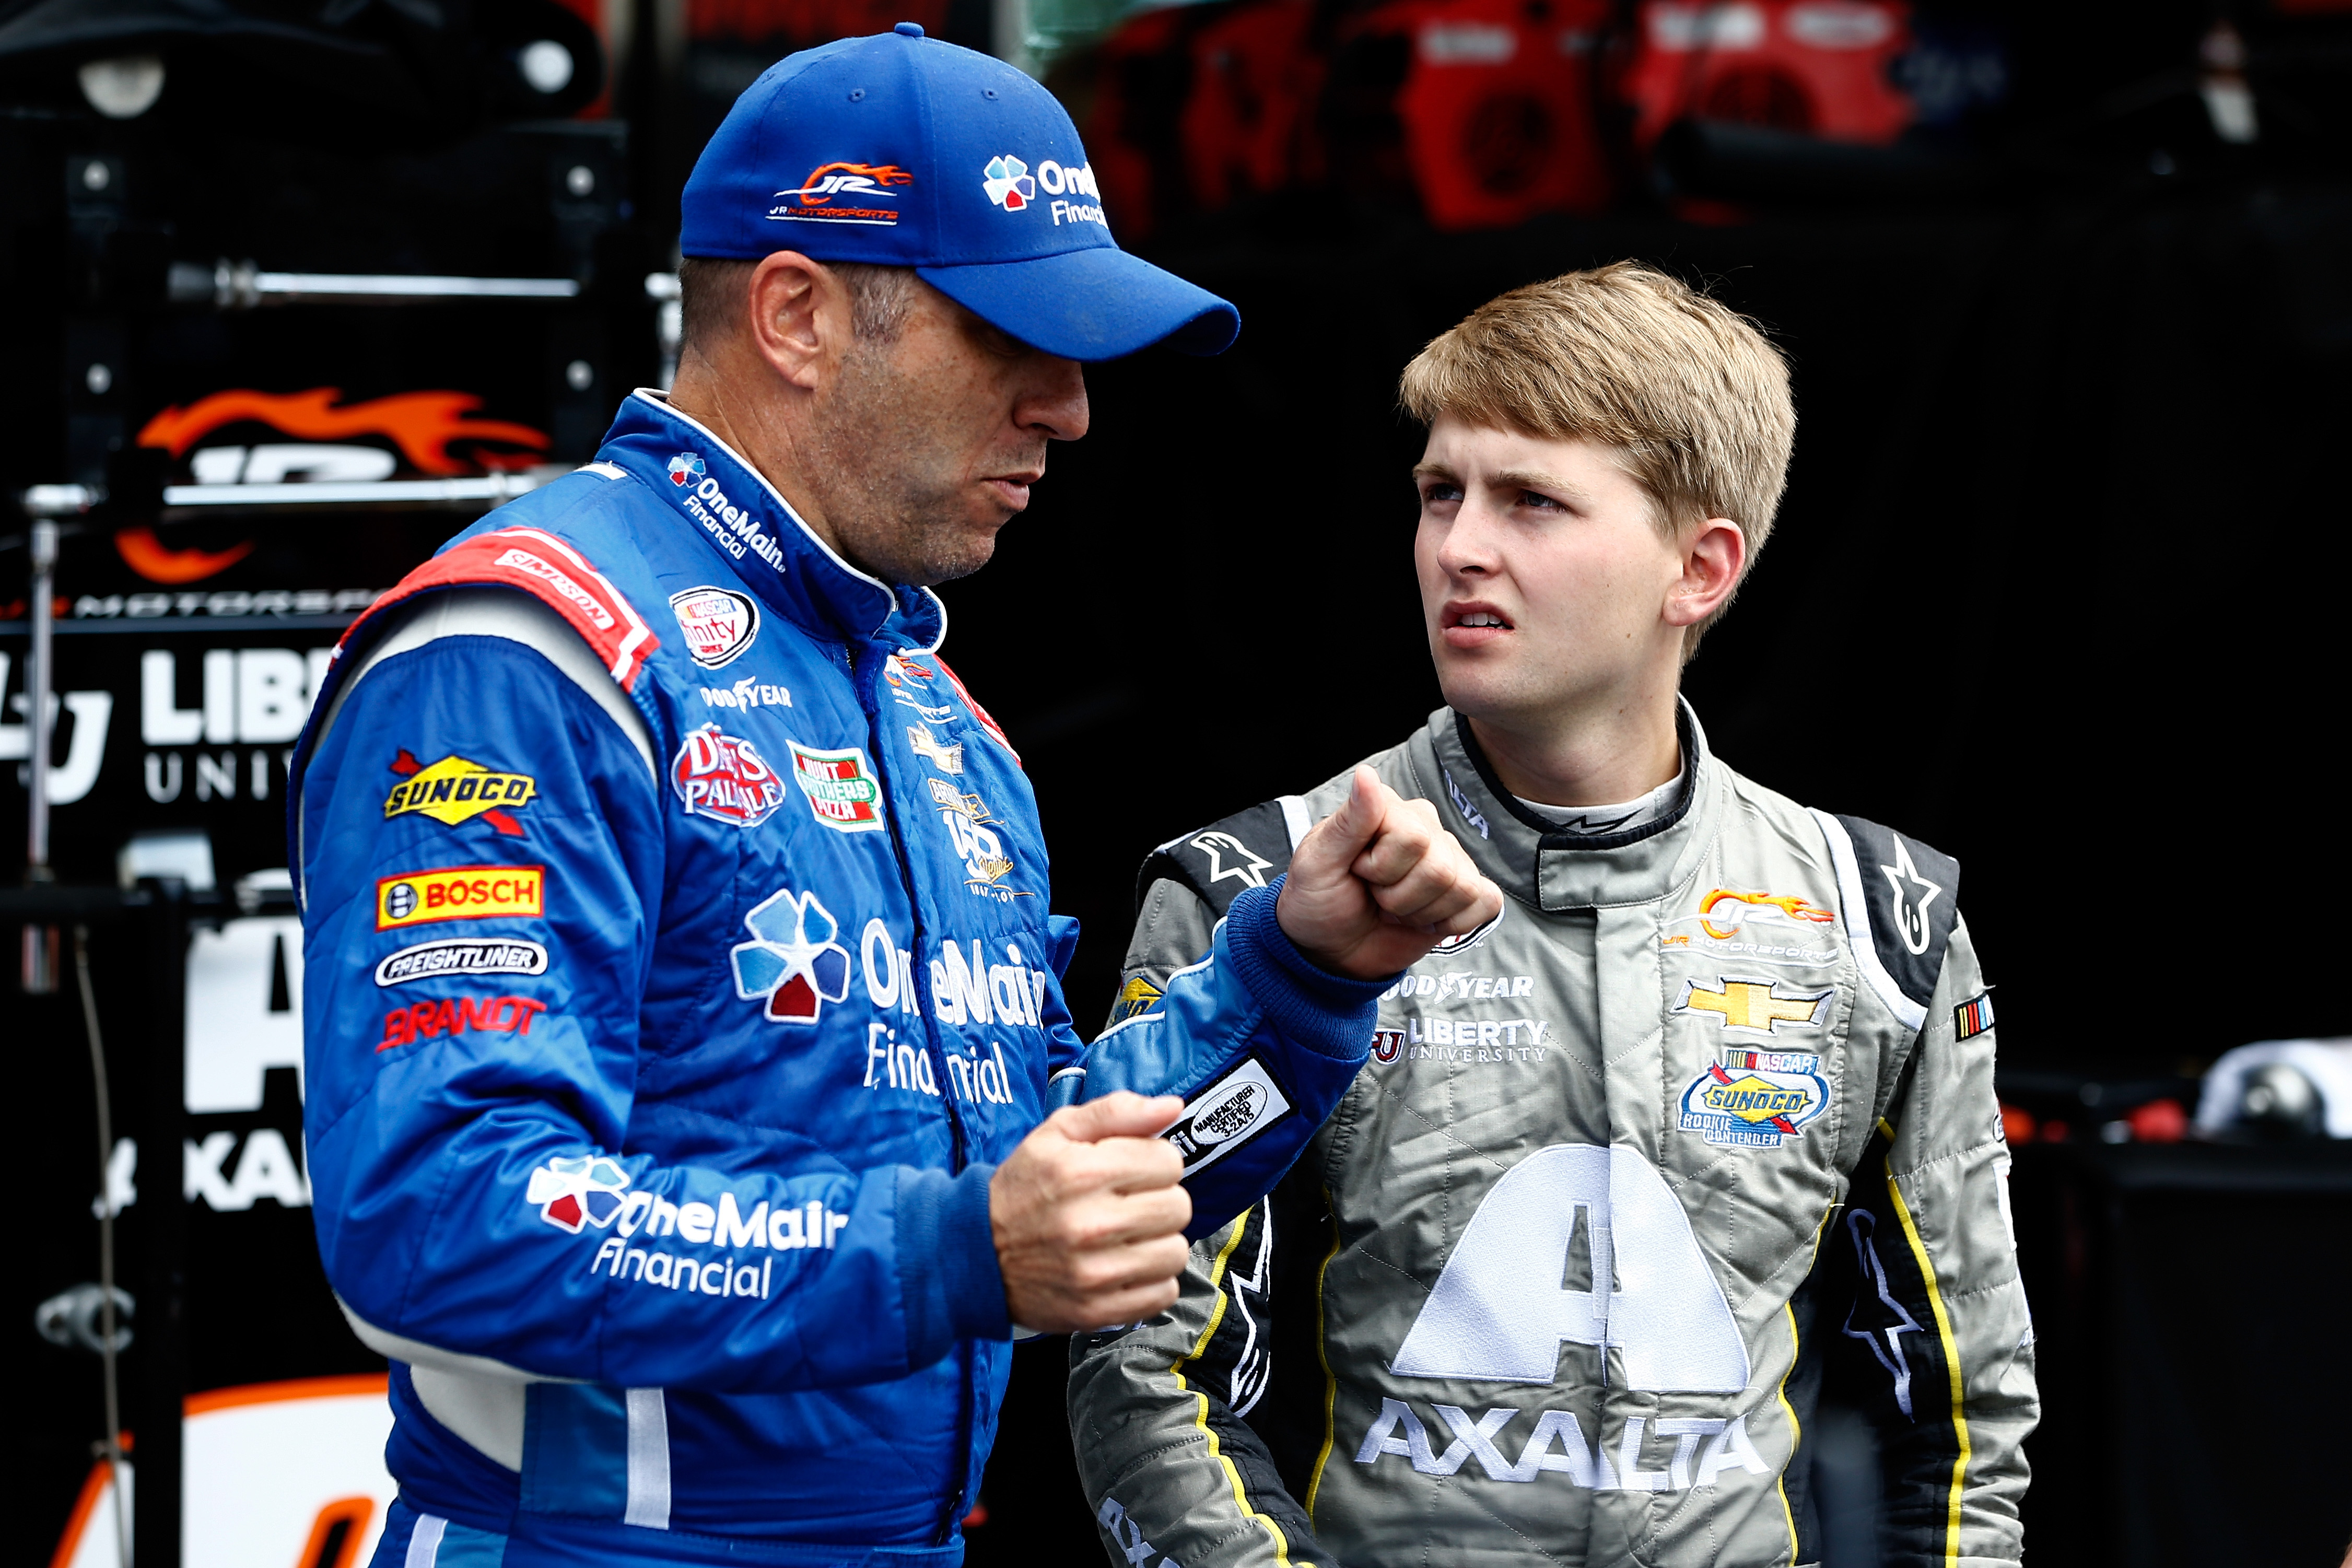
[769,161,913,225]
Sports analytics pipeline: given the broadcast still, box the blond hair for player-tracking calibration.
[1398,262,1795,650]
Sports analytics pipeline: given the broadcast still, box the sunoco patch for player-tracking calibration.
[1677,1047,1830,1149]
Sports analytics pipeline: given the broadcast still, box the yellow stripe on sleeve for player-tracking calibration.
[1169,1211,1293,1566]
[1885,1166,1972,1566]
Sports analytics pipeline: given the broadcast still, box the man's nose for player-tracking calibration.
[1018,356,1090,442]
[1436,500,1502,576]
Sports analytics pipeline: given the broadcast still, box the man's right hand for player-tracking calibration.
[990,1091,1192,1334]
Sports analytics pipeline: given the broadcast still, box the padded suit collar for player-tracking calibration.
[1414,698,1724,913]
[597,389,947,653]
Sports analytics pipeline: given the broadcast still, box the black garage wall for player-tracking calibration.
[939,176,2348,1081]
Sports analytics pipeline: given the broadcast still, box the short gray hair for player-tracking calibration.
[676,257,917,349]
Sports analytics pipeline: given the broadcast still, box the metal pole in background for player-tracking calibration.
[132,880,188,1568]
[20,514,59,993]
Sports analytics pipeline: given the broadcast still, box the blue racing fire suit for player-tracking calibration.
[289,390,1382,1566]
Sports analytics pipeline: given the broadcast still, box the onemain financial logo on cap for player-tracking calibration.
[769,160,914,226]
[983,155,1105,228]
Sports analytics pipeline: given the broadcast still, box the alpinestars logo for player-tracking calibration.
[982,155,1036,210]
[668,453,706,487]
[528,1153,632,1234]
[730,885,852,1024]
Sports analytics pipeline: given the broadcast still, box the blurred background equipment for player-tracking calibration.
[10,0,2352,1564]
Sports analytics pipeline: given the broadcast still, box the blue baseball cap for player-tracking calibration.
[680,24,1238,362]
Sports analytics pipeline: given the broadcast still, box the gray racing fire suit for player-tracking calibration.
[1068,704,2035,1568]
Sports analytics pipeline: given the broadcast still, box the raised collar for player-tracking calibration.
[595,389,947,654]
[1412,698,1724,912]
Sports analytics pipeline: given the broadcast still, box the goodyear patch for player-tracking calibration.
[1677,1049,1829,1149]
[377,865,545,931]
[385,753,537,828]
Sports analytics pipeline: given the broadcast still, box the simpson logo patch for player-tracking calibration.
[375,938,547,987]
[384,750,536,832]
[669,584,759,669]
[377,865,544,930]
[672,724,787,828]
[1677,1047,1831,1149]
[1161,1056,1293,1177]
[787,740,886,833]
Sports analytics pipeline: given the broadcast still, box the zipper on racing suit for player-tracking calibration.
[849,637,979,1546]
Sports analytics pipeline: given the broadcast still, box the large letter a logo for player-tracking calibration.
[1390,1144,1749,1391]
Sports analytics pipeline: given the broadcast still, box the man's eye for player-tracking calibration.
[1423,483,1464,505]
[1520,490,1566,511]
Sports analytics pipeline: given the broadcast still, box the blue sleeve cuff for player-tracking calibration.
[1220,876,1394,1062]
[895,1162,1009,1365]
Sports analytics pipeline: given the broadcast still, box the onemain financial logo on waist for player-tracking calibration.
[526,1153,851,1307]
[668,451,787,574]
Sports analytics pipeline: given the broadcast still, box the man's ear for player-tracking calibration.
[745,252,852,391]
[1663,518,1747,629]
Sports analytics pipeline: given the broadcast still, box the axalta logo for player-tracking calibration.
[770,161,913,226]
[668,453,706,486]
[375,865,544,930]
[671,723,787,828]
[384,749,536,833]
[730,885,852,1024]
[787,740,887,833]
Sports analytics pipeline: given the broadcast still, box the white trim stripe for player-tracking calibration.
[1809,808,1927,1032]
[1277,794,1313,851]
[623,1388,672,1529]
[405,1514,447,1568]
[578,461,627,480]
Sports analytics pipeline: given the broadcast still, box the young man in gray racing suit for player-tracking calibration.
[1067,264,2037,1568]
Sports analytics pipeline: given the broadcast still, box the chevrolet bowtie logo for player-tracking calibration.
[1675,977,1833,1034]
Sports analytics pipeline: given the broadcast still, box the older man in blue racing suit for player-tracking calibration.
[291,28,1500,1568]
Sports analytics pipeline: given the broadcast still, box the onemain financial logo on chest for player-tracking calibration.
[668,452,787,575]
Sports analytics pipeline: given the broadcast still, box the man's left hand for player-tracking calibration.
[1276,766,1504,980]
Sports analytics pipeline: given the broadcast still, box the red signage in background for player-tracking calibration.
[1620,0,1915,151]
[688,0,952,45]
[1354,0,1616,230]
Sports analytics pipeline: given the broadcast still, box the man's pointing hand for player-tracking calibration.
[1276,766,1505,979]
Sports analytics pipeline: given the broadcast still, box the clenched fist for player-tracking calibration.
[1277,766,1504,979]
[991,1092,1192,1333]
